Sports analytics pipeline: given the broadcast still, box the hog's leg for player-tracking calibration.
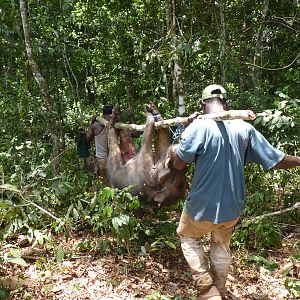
[145,102,171,162]
[119,129,138,163]
[107,106,123,174]
[155,124,171,161]
[107,104,156,187]
[144,102,188,206]
[135,105,160,200]
[138,105,156,161]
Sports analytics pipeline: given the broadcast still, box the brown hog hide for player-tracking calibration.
[106,103,188,206]
[150,145,188,205]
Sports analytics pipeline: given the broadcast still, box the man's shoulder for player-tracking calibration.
[194,118,242,128]
[228,119,254,129]
[89,121,105,137]
[184,119,213,135]
[193,118,216,126]
[93,121,104,129]
[190,119,254,132]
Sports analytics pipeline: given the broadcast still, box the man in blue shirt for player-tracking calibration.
[170,84,300,300]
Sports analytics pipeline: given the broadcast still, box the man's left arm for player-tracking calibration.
[273,155,300,169]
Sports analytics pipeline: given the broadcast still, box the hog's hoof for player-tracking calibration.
[144,101,160,116]
[144,104,153,118]
[109,105,120,127]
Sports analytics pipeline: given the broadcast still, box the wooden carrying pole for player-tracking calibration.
[96,110,256,132]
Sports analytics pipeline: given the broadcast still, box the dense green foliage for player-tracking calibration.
[0,0,299,268]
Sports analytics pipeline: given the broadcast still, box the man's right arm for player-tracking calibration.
[273,155,300,169]
[167,145,188,170]
[173,155,188,170]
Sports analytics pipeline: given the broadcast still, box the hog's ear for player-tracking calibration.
[157,167,171,185]
[154,190,165,204]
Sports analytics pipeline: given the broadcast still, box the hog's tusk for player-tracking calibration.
[164,157,171,168]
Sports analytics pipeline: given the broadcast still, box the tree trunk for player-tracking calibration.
[62,43,82,123]
[252,0,269,89]
[219,0,227,86]
[166,0,186,116]
[19,0,60,172]
[239,2,252,91]
[165,0,174,34]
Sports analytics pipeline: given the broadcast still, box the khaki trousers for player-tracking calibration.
[177,211,239,294]
[94,157,109,185]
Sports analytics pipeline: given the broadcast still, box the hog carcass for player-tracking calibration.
[106,103,188,206]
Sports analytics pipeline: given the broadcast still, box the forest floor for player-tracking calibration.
[0,229,299,300]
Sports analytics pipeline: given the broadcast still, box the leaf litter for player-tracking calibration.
[0,231,299,300]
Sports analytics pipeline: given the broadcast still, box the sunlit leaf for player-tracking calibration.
[5,257,27,267]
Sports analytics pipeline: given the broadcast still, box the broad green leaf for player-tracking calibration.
[90,194,97,205]
[276,118,283,128]
[241,220,251,228]
[34,230,45,245]
[72,207,79,219]
[140,246,147,255]
[164,240,176,249]
[55,245,64,263]
[248,255,279,271]
[112,214,130,230]
[0,201,12,209]
[278,92,289,99]
[10,249,22,258]
[5,257,27,267]
[124,192,133,200]
[103,205,113,218]
[102,187,115,200]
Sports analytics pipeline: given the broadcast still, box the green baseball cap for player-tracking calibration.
[201,84,227,102]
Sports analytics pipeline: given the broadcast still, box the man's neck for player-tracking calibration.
[204,103,226,114]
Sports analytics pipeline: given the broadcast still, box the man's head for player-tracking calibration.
[201,84,227,103]
[102,104,114,116]
[201,84,228,112]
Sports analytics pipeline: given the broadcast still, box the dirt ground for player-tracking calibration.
[0,231,299,300]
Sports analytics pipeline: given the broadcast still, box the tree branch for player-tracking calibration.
[97,110,256,131]
[0,184,62,223]
[263,20,299,33]
[245,52,300,71]
[236,202,300,230]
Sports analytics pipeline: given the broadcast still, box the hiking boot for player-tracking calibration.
[197,285,222,300]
